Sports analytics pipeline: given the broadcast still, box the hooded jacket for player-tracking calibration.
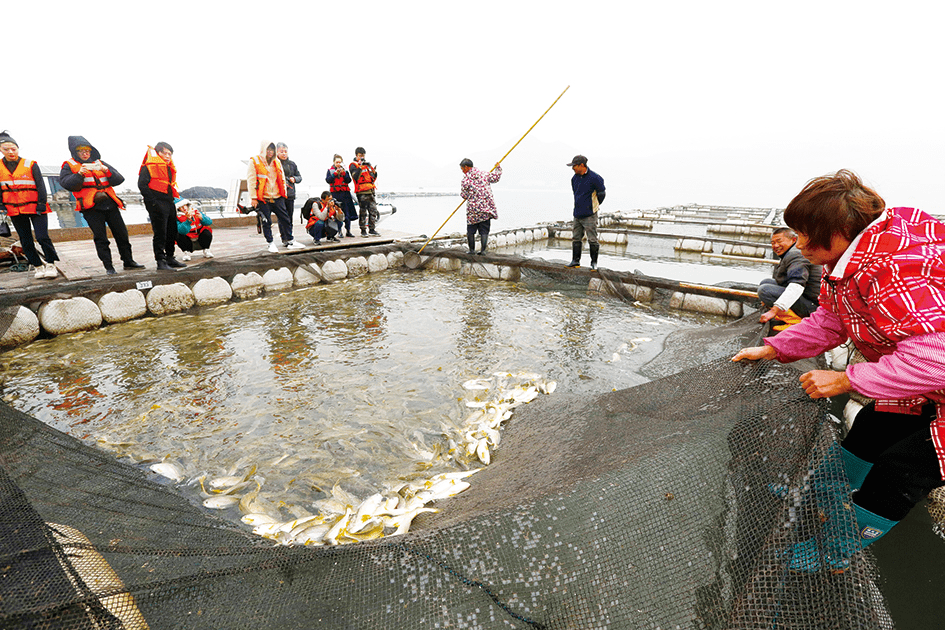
[58,136,125,211]
[247,140,286,202]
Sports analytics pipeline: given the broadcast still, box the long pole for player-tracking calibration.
[417,85,570,254]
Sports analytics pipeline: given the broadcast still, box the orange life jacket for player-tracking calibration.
[63,159,124,211]
[328,166,350,193]
[350,160,376,193]
[0,158,49,216]
[251,155,287,201]
[141,146,178,198]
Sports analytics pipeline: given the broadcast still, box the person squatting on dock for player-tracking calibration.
[733,169,945,572]
[277,143,302,223]
[248,140,304,253]
[301,192,343,245]
[326,154,357,238]
[566,155,605,270]
[175,199,213,260]
[139,142,187,270]
[349,147,380,237]
[459,159,501,255]
[59,136,144,275]
[0,131,60,279]
[757,227,822,331]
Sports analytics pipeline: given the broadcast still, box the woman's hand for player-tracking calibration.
[732,345,777,362]
[759,307,780,324]
[799,370,852,399]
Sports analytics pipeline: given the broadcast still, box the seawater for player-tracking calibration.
[0,271,719,527]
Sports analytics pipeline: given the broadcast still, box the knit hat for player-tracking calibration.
[175,198,191,210]
[0,130,17,147]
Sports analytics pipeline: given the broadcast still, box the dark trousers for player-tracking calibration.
[257,198,293,244]
[758,279,818,317]
[307,221,325,242]
[467,219,491,253]
[357,192,378,232]
[9,213,58,267]
[332,191,357,236]
[82,202,134,269]
[175,230,213,252]
[144,197,177,262]
[844,402,944,521]
[285,196,295,223]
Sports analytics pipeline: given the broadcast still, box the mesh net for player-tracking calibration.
[0,317,891,629]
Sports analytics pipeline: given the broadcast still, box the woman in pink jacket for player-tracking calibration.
[733,169,945,571]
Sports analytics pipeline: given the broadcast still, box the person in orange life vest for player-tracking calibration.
[0,131,59,279]
[321,191,343,242]
[138,142,186,270]
[174,199,213,260]
[248,140,304,253]
[325,154,356,238]
[58,135,144,275]
[349,146,380,237]
[303,196,328,245]
[276,142,302,223]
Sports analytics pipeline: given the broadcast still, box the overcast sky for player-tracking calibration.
[10,1,944,212]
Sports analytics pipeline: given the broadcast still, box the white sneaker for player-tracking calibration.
[43,263,58,278]
[204,249,214,258]
[33,265,44,279]
[181,252,192,261]
[286,241,305,250]
[267,242,278,253]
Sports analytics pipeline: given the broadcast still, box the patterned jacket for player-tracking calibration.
[766,207,945,477]
[461,165,501,225]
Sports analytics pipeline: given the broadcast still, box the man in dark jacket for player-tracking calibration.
[566,155,606,269]
[138,141,186,270]
[277,142,302,223]
[58,135,143,275]
[758,227,823,330]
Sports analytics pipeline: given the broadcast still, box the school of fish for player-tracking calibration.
[148,371,556,546]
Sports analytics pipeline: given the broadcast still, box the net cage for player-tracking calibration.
[0,309,893,629]
[0,242,895,629]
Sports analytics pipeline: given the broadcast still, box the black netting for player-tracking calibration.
[0,347,889,629]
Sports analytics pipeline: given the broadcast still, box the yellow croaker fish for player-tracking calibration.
[323,507,352,545]
[149,461,183,483]
[349,493,384,534]
[238,481,263,514]
[383,507,439,536]
[241,513,278,526]
[475,438,491,465]
[203,495,239,509]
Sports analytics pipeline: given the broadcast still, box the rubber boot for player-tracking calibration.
[788,502,897,573]
[567,242,582,268]
[589,243,599,270]
[770,444,872,499]
[479,232,488,255]
[840,447,873,491]
[467,232,476,254]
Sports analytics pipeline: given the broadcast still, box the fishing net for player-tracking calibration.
[0,309,891,629]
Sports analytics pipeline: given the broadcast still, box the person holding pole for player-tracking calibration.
[459,159,501,255]
[566,155,605,270]
[732,169,945,572]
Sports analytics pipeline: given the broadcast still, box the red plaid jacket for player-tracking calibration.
[768,207,945,477]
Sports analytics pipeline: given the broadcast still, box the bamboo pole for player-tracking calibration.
[417,85,570,254]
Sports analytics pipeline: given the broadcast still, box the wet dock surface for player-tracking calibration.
[0,222,419,299]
